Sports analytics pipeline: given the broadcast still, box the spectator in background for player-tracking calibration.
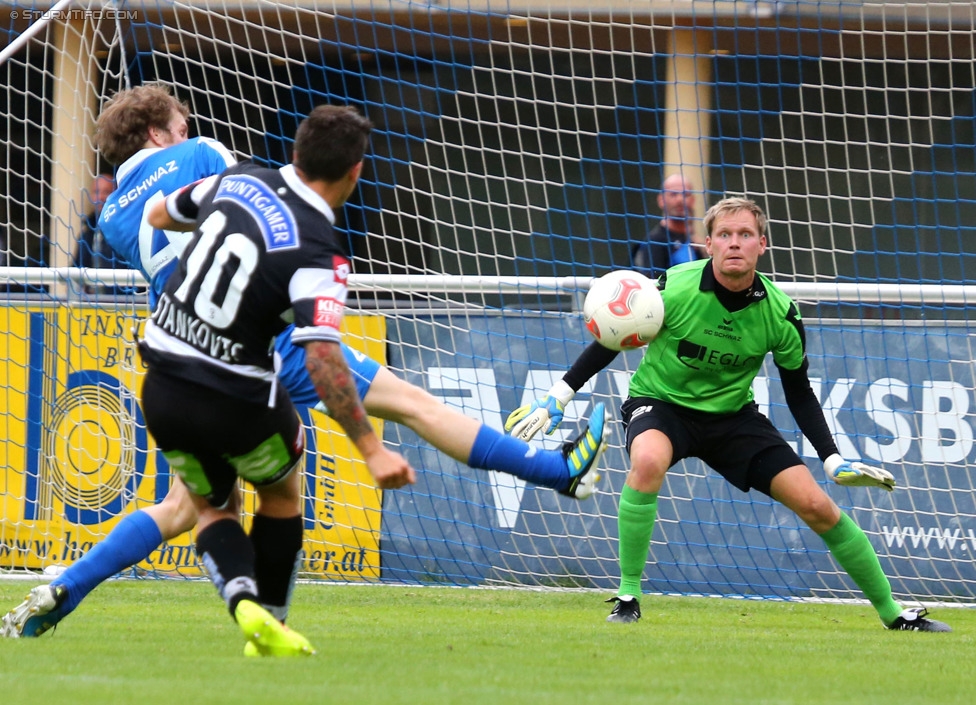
[631,174,703,279]
[73,173,128,296]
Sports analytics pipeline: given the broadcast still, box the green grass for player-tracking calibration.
[1,580,974,705]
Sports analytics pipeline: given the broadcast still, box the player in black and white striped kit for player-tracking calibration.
[139,105,414,656]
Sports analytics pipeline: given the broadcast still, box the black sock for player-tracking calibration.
[196,518,258,618]
[250,514,304,623]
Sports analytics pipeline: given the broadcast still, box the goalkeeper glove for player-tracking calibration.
[824,453,895,492]
[504,380,575,442]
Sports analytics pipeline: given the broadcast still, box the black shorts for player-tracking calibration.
[621,397,803,497]
[141,368,304,508]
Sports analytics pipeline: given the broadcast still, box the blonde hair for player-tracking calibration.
[703,197,768,240]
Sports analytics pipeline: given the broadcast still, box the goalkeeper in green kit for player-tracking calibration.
[507,196,951,631]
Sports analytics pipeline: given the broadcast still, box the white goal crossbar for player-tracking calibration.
[2,267,975,305]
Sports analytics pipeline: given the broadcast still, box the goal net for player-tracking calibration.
[2,1,975,606]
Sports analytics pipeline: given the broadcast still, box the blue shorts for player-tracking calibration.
[274,325,381,410]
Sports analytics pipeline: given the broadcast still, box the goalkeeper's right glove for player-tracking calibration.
[824,454,896,492]
[504,380,575,442]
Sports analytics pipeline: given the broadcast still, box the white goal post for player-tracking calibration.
[2,2,976,607]
[3,267,976,304]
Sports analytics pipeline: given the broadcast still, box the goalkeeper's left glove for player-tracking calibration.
[504,380,575,442]
[824,453,895,492]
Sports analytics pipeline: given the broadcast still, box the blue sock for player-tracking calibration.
[467,425,568,491]
[53,510,163,616]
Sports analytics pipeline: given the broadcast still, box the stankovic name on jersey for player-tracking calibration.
[152,292,244,363]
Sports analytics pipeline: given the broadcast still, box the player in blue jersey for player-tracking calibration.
[2,86,608,644]
[95,87,237,306]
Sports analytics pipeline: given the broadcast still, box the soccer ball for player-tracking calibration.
[583,270,664,351]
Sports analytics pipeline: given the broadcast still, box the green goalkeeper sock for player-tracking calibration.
[617,485,658,600]
[819,512,902,625]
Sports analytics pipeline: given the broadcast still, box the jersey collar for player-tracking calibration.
[279,164,335,224]
[115,146,167,184]
[699,260,768,312]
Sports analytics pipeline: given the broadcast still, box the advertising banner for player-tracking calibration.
[0,305,385,582]
[384,314,976,599]
[3,304,974,601]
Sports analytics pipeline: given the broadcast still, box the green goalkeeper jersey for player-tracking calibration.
[629,259,806,414]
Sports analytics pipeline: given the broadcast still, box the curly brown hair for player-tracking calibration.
[95,84,190,165]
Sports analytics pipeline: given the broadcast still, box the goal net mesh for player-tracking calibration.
[1,1,975,604]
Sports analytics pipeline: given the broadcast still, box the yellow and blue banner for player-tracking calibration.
[0,304,384,581]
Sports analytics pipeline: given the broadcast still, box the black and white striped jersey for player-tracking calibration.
[140,161,351,405]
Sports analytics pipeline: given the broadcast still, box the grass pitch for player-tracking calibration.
[1,580,973,705]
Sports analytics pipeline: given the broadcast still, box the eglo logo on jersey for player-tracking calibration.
[676,339,757,370]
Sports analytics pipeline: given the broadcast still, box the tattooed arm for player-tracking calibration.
[304,340,415,489]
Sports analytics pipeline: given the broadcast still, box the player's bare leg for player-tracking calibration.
[361,367,605,497]
[144,477,201,540]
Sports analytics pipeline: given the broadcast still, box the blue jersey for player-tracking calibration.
[98,137,236,307]
[670,241,697,266]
